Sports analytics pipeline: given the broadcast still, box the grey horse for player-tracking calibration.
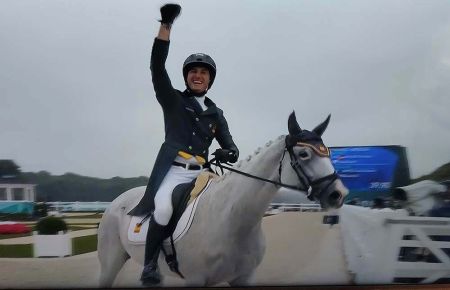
[97,112,348,287]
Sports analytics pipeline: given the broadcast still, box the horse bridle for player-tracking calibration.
[209,136,339,201]
[281,137,339,200]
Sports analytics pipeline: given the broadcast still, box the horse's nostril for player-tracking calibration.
[320,191,342,209]
[330,191,341,201]
[326,191,342,207]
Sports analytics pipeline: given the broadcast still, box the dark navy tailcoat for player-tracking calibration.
[128,38,238,216]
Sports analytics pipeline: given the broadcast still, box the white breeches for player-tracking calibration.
[153,165,203,226]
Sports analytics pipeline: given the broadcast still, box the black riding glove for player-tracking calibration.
[212,149,238,163]
[159,3,181,25]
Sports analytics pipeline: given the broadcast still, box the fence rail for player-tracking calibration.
[46,201,111,212]
[266,203,322,214]
[340,205,450,284]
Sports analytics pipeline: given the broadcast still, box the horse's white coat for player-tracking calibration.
[97,134,347,287]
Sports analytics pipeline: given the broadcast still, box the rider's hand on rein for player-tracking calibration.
[212,149,238,163]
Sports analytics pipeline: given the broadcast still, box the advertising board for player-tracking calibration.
[330,146,410,202]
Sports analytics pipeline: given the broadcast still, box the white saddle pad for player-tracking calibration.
[127,179,213,245]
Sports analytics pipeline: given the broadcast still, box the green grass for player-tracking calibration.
[72,234,98,255]
[64,212,103,219]
[0,234,98,258]
[0,243,33,258]
[67,224,97,232]
[0,225,97,240]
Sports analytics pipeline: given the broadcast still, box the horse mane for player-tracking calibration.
[216,135,286,181]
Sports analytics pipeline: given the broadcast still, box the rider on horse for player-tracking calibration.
[128,3,239,286]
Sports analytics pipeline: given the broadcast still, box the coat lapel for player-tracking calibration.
[182,92,218,116]
[185,97,203,115]
[201,97,218,116]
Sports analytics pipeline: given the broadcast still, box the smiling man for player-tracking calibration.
[127,3,239,286]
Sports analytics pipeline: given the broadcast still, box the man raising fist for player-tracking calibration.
[128,3,239,286]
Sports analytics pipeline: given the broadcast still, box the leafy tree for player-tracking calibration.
[413,162,450,183]
[0,160,21,178]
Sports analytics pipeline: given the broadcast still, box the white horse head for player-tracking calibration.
[97,111,348,287]
[282,111,348,209]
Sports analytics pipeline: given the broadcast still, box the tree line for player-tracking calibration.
[412,162,450,184]
[1,160,149,202]
[22,171,149,202]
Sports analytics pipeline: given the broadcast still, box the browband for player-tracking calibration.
[296,142,330,157]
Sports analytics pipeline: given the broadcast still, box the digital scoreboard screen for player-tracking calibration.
[330,146,408,200]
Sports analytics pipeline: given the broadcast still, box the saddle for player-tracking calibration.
[128,171,217,276]
[166,171,217,235]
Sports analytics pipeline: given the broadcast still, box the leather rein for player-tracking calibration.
[209,138,338,201]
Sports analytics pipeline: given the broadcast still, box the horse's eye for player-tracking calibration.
[298,150,310,160]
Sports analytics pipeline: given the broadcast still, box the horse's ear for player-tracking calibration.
[312,114,331,137]
[288,111,302,136]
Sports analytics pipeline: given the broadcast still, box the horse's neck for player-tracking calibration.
[217,137,285,230]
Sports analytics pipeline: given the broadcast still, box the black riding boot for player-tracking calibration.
[140,218,166,286]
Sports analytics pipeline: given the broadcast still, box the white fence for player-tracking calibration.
[46,201,111,212]
[340,205,450,284]
[266,203,322,215]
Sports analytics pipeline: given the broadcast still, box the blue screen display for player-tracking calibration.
[330,147,398,193]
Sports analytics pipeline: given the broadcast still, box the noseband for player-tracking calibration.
[280,139,338,200]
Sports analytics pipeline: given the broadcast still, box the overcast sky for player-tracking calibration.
[1,0,449,179]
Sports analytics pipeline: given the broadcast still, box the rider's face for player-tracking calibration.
[187,66,210,94]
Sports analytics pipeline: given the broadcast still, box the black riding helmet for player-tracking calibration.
[182,53,217,89]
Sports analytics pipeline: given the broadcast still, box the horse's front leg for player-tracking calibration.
[97,212,130,288]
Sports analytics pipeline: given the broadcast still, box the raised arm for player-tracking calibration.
[157,23,171,41]
[150,4,181,107]
[156,3,180,41]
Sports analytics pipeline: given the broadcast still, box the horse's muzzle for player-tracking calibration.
[318,180,348,209]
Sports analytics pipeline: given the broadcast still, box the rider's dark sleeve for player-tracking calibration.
[150,38,178,109]
[216,110,239,158]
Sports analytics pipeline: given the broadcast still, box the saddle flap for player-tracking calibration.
[127,173,217,244]
[168,171,218,234]
[128,215,149,243]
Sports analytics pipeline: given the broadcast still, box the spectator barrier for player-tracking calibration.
[340,205,450,284]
